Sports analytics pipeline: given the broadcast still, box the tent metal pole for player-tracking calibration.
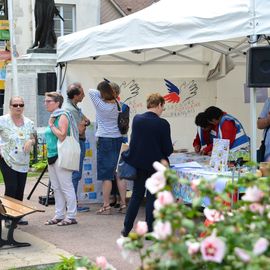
[249,0,257,162]
[249,35,257,162]
[159,48,208,65]
[56,63,62,93]
[8,0,18,96]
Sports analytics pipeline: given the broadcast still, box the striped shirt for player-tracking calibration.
[88,89,122,138]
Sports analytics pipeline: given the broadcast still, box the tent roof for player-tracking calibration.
[57,0,270,63]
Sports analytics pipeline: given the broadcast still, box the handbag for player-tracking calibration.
[257,127,270,163]
[57,127,81,171]
[118,157,137,180]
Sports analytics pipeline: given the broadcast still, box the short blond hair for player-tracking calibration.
[9,96,24,106]
[45,92,64,108]
[146,93,165,109]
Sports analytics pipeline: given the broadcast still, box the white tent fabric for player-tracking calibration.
[57,0,270,63]
[56,0,270,161]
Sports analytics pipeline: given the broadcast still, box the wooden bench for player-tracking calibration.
[0,195,45,248]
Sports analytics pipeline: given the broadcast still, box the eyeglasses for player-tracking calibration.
[44,100,55,104]
[11,104,24,108]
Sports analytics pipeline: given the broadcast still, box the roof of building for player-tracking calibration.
[101,0,159,24]
[114,0,158,15]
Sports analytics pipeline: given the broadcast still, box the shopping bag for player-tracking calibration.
[57,134,80,171]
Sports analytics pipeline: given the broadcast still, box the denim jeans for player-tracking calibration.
[72,139,86,199]
[124,169,155,234]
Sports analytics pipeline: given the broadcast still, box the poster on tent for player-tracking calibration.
[94,77,216,150]
[209,138,230,172]
[77,123,103,204]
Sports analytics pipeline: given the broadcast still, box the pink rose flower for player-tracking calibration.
[235,247,251,263]
[200,235,225,263]
[186,241,200,255]
[145,171,166,194]
[249,203,264,215]
[190,179,201,192]
[253,238,269,255]
[96,256,107,269]
[135,221,148,236]
[203,208,224,222]
[153,221,172,240]
[154,190,174,210]
[153,161,166,172]
[242,186,264,202]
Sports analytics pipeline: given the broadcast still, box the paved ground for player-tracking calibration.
[0,229,72,270]
[0,175,145,270]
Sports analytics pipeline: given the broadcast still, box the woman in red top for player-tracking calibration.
[193,112,216,155]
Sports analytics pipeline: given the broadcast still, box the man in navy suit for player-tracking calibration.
[121,93,173,236]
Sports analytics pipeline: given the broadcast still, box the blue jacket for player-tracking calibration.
[122,111,173,172]
[218,114,250,151]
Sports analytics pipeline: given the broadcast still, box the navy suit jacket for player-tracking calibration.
[122,111,173,172]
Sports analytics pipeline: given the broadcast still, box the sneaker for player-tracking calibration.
[18,217,28,225]
[77,206,90,213]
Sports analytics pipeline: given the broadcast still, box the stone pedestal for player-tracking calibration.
[5,53,57,127]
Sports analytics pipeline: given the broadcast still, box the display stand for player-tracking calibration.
[27,165,54,206]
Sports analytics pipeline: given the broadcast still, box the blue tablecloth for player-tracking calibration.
[172,166,238,207]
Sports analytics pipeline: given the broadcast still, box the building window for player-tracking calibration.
[54,5,76,37]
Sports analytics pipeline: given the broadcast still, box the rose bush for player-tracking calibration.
[54,255,114,270]
[117,162,270,270]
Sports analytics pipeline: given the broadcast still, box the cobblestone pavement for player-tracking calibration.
[0,176,144,270]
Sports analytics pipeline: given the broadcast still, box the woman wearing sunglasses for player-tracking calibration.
[0,96,36,226]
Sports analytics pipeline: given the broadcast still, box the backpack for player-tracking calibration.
[116,101,130,135]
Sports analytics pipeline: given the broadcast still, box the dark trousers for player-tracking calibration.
[0,158,27,201]
[72,139,86,199]
[124,169,156,234]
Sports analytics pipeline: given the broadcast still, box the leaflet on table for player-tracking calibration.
[169,152,210,166]
[172,161,202,169]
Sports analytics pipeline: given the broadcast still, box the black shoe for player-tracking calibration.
[114,203,120,208]
[110,201,117,207]
[121,228,129,237]
[5,220,12,229]
[18,218,28,225]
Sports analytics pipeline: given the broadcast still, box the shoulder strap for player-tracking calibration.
[263,126,270,142]
[114,99,122,112]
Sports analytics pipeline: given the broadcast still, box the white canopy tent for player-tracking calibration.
[56,0,270,161]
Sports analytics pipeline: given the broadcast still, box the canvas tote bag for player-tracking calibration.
[57,126,81,171]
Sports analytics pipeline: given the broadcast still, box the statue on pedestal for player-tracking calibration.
[30,0,64,51]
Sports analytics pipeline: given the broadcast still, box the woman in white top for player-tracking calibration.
[0,96,35,225]
[89,81,123,214]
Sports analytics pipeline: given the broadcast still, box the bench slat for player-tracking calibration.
[0,196,38,210]
[2,207,28,218]
[0,199,34,215]
[0,196,45,218]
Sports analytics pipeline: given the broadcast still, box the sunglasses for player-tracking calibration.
[11,104,24,108]
[44,100,55,103]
